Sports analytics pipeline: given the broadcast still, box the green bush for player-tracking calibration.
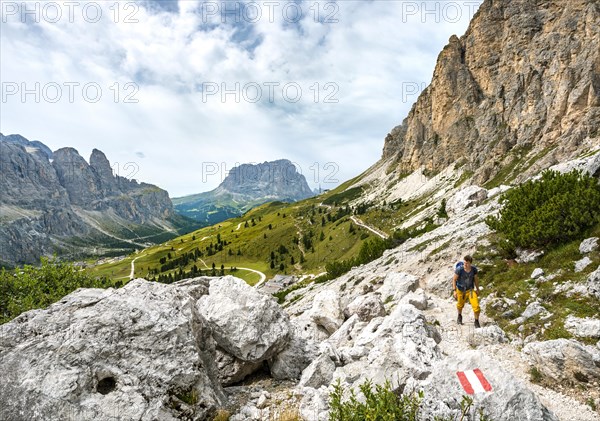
[328,379,422,421]
[0,258,112,324]
[486,170,600,249]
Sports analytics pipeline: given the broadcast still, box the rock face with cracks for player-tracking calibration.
[197,275,291,363]
[0,278,226,421]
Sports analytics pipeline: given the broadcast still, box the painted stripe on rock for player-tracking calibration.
[456,368,492,395]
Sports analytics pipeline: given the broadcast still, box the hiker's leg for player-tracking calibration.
[469,290,481,319]
[456,290,465,313]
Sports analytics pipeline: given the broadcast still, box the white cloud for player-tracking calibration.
[0,0,482,197]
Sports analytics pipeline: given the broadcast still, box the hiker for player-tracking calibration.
[453,255,481,328]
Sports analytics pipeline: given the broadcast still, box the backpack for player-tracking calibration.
[455,261,464,273]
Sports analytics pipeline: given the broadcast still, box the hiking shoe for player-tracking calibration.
[457,314,463,325]
[474,319,481,329]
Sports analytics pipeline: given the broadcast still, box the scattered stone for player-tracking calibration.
[580,237,599,254]
[378,272,419,303]
[298,354,336,389]
[256,392,269,409]
[564,316,600,339]
[574,257,592,273]
[523,339,600,384]
[587,266,600,299]
[553,280,590,298]
[512,302,551,324]
[399,288,429,310]
[466,325,508,347]
[516,249,544,264]
[309,290,344,335]
[343,293,385,322]
[531,268,545,279]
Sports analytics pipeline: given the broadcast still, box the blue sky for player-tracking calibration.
[0,0,482,197]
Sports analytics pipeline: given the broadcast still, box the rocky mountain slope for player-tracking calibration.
[0,134,197,266]
[173,160,314,225]
[377,0,599,191]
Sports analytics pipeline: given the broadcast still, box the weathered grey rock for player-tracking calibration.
[299,386,329,421]
[343,293,385,322]
[309,290,344,335]
[0,278,225,421]
[580,237,599,254]
[400,288,429,310]
[565,316,600,339]
[326,314,360,349]
[298,354,336,389]
[230,404,263,421]
[574,256,592,273]
[198,276,290,362]
[446,186,488,216]
[466,325,508,348]
[256,392,269,409]
[516,249,544,264]
[215,348,262,386]
[531,268,545,279]
[292,312,331,343]
[523,339,600,384]
[410,351,558,421]
[550,151,600,177]
[513,301,551,324]
[378,272,419,303]
[269,320,319,380]
[588,266,600,299]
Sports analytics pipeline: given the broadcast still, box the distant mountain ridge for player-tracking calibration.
[0,133,197,266]
[173,159,315,225]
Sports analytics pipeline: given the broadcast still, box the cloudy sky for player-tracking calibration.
[1,0,482,197]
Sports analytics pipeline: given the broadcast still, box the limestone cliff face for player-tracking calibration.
[383,0,600,184]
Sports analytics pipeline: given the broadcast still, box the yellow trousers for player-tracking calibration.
[456,289,480,315]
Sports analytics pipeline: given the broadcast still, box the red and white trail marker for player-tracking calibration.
[456,368,493,394]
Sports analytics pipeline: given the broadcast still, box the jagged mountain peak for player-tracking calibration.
[174,159,315,225]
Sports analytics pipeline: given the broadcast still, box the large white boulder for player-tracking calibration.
[0,278,225,421]
[198,276,291,363]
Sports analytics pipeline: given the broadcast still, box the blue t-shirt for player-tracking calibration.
[455,265,478,291]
